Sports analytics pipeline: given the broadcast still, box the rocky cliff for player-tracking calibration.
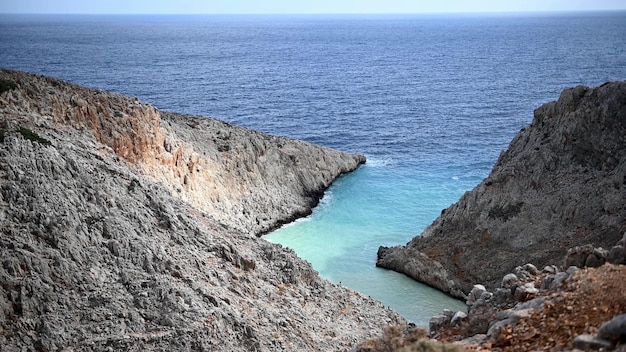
[0,70,365,236]
[0,69,403,351]
[377,81,626,298]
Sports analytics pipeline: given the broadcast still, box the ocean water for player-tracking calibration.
[1,12,625,326]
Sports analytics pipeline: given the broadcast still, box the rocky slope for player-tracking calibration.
[0,69,403,351]
[377,81,626,298]
[355,236,626,352]
[428,245,626,351]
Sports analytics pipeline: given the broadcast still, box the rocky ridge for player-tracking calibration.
[377,81,626,297]
[0,70,403,351]
[0,69,365,236]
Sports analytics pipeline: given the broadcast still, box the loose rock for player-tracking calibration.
[598,314,626,344]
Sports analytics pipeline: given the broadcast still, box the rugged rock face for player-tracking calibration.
[0,70,365,235]
[154,112,365,235]
[377,81,626,297]
[0,70,402,351]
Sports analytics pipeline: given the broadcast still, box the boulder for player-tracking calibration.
[429,314,451,336]
[451,311,468,325]
[608,245,625,264]
[584,247,608,268]
[513,282,538,302]
[573,334,613,350]
[523,263,540,275]
[466,284,488,305]
[566,266,580,275]
[610,232,626,264]
[598,314,626,344]
[564,244,595,269]
[542,265,558,274]
[501,273,519,289]
[549,272,571,290]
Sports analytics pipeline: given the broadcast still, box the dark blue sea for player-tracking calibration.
[2,12,625,325]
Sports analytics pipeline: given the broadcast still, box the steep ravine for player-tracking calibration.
[0,69,402,351]
[377,81,626,298]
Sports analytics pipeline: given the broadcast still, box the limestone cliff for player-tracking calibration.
[154,112,365,235]
[377,81,626,298]
[0,69,402,351]
[0,70,365,236]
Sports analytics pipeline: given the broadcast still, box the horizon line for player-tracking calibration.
[1,9,625,16]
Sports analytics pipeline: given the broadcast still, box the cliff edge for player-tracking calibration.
[0,70,402,351]
[377,81,626,298]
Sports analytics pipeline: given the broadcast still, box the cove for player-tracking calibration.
[264,158,473,326]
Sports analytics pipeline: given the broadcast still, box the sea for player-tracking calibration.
[1,12,625,326]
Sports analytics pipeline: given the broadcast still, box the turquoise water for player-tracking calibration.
[265,159,477,325]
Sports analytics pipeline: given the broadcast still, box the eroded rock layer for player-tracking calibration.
[377,81,626,298]
[0,70,401,351]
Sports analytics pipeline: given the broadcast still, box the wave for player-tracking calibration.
[273,214,313,231]
[364,156,394,168]
[318,190,334,207]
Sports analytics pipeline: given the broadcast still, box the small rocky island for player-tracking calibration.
[0,70,403,351]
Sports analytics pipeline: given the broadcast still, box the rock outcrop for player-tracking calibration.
[377,81,626,297]
[0,70,365,236]
[0,70,402,351]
